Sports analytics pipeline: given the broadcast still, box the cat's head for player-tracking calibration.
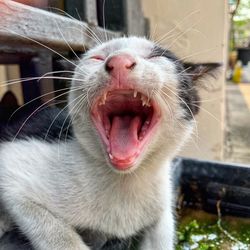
[69,37,220,173]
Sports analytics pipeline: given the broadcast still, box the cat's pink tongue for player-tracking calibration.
[109,116,141,169]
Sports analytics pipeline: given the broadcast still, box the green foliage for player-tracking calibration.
[176,211,250,250]
[231,0,250,48]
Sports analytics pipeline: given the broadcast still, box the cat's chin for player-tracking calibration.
[91,88,161,171]
[107,163,138,174]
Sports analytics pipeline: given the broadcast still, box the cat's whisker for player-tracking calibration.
[86,85,97,109]
[102,0,108,42]
[75,9,103,45]
[192,103,222,125]
[64,95,87,145]
[0,76,90,89]
[39,70,86,80]
[159,88,199,140]
[7,86,79,123]
[54,19,81,61]
[11,87,83,142]
[0,76,44,87]
[160,18,203,53]
[44,92,86,142]
[153,9,201,44]
[192,97,222,103]
[154,90,174,121]
[174,46,220,63]
[176,66,193,76]
[154,91,197,146]
[56,94,87,157]
[149,24,158,41]
[48,7,102,45]
[1,27,85,75]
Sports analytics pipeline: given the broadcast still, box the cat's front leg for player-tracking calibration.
[139,209,175,250]
[5,199,90,250]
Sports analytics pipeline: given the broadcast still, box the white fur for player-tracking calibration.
[0,37,194,250]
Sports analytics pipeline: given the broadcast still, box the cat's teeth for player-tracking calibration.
[138,118,150,140]
[102,92,107,103]
[99,92,107,105]
[141,95,146,106]
[141,121,150,134]
[105,129,110,138]
[133,90,137,98]
[141,95,151,107]
[109,153,113,159]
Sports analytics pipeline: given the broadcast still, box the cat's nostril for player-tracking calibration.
[105,63,114,73]
[105,54,136,74]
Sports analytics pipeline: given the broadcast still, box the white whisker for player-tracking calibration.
[11,87,83,142]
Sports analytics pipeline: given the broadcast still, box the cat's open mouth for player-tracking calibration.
[91,89,161,171]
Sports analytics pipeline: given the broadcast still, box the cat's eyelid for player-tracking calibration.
[89,56,105,61]
[147,55,162,59]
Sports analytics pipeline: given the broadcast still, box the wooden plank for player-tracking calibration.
[96,0,125,32]
[83,0,98,25]
[64,0,84,21]
[35,53,55,104]
[123,0,147,36]
[0,0,121,53]
[19,57,42,105]
[48,0,64,10]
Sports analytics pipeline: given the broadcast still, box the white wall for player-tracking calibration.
[141,0,229,160]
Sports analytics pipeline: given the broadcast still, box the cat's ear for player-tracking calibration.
[183,62,222,82]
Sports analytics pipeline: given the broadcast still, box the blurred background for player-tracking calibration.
[0,0,249,165]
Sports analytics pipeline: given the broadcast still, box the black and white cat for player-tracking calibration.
[0,37,219,250]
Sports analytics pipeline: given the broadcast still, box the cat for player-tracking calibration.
[0,36,220,250]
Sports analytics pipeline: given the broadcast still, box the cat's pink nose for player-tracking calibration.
[105,54,136,76]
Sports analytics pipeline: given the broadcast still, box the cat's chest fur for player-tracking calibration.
[53,157,167,238]
[0,139,167,238]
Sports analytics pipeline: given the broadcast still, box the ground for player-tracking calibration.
[224,82,250,165]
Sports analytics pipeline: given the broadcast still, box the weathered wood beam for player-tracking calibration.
[0,0,120,53]
[83,0,98,25]
[123,0,147,36]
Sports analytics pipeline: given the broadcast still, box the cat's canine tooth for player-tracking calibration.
[133,90,137,98]
[141,95,151,107]
[109,153,114,159]
[141,95,146,106]
[102,92,107,104]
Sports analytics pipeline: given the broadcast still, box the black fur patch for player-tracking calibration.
[150,45,179,62]
[152,45,220,120]
[0,107,74,143]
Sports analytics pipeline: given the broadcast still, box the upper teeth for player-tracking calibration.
[98,91,151,107]
[99,92,107,105]
[141,95,151,107]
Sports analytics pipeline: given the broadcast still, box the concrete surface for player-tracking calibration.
[224,83,250,165]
